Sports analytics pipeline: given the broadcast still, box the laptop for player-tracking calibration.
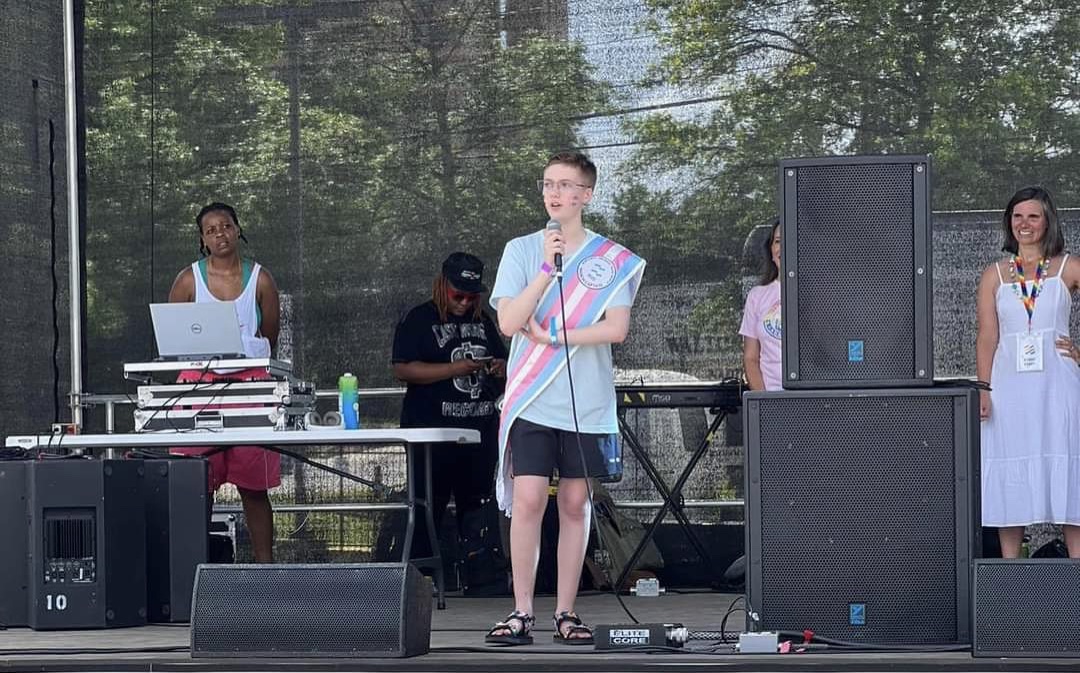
[149,302,246,360]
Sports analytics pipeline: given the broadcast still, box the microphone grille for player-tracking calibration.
[545,219,562,231]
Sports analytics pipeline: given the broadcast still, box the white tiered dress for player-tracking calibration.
[981,255,1080,526]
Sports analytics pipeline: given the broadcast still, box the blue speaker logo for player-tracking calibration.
[849,603,866,626]
[847,340,864,362]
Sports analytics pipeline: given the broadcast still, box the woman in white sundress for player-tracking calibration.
[976,185,1080,558]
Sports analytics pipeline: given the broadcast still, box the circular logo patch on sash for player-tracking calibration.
[578,255,617,290]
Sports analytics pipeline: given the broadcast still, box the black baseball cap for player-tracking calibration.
[442,252,487,293]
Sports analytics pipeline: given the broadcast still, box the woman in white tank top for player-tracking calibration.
[168,202,280,356]
[975,186,1080,559]
[166,202,282,563]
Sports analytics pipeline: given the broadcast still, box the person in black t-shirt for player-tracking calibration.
[392,252,508,567]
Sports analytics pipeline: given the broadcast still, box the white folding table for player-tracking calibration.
[6,427,481,609]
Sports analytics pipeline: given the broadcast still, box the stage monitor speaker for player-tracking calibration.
[974,559,1080,657]
[144,458,208,623]
[744,388,979,645]
[780,154,933,388]
[191,563,432,658]
[0,461,29,628]
[27,459,147,630]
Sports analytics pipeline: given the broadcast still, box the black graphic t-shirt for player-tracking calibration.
[392,301,508,430]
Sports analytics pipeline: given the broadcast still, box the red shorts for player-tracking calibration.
[170,367,282,493]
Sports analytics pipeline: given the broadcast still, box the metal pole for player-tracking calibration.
[63,0,84,430]
[285,21,305,375]
[104,400,115,433]
[104,401,117,459]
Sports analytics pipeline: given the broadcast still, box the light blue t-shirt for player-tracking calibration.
[490,229,636,434]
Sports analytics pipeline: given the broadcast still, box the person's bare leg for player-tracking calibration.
[238,488,274,563]
[489,475,548,637]
[997,525,1025,559]
[1063,525,1080,558]
[554,478,591,639]
[509,476,549,614]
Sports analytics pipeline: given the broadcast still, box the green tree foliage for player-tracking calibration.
[626,0,1079,343]
[84,0,291,386]
[639,0,1079,208]
[83,0,609,389]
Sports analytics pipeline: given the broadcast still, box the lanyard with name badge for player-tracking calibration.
[1013,255,1048,373]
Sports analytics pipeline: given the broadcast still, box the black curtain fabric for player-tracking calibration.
[0,2,70,439]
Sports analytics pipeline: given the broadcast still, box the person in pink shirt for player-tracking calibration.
[739,220,782,391]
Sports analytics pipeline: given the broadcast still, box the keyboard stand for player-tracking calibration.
[612,406,732,590]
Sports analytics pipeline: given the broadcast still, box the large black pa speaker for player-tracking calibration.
[144,458,208,623]
[191,563,432,658]
[974,559,1080,657]
[780,155,933,387]
[744,388,979,644]
[27,459,147,629]
[0,461,29,628]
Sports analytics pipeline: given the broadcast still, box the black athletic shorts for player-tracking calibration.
[508,417,607,479]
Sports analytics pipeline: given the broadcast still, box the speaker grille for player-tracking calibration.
[794,163,917,381]
[754,394,960,643]
[44,510,95,562]
[974,560,1080,656]
[192,564,429,657]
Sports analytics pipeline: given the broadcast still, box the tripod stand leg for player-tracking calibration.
[613,413,728,589]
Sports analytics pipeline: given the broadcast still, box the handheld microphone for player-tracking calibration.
[546,219,563,270]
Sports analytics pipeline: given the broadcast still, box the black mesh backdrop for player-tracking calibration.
[83,0,590,394]
[0,3,70,440]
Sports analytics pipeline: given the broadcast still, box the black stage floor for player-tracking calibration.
[0,591,1074,672]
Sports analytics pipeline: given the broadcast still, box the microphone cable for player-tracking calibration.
[552,257,640,626]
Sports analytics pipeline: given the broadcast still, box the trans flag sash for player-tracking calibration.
[495,233,646,514]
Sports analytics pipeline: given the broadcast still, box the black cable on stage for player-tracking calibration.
[46,417,64,454]
[0,447,32,461]
[771,630,971,652]
[48,115,61,425]
[553,263,639,627]
[133,357,232,435]
[716,594,747,643]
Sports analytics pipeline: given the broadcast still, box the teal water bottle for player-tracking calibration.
[338,373,360,429]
